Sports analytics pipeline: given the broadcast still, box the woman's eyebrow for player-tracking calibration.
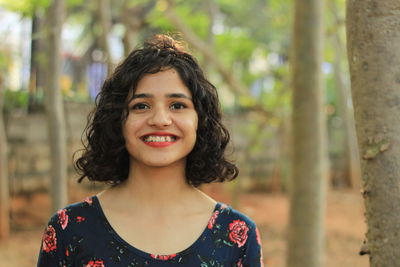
[166,93,192,100]
[132,93,192,100]
[132,93,152,99]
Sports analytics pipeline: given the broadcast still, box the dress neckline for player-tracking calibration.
[91,195,221,261]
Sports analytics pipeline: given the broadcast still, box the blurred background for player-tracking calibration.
[0,0,366,266]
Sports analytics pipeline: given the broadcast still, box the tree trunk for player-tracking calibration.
[286,0,326,266]
[121,0,139,57]
[29,9,45,113]
[331,35,361,189]
[45,0,68,213]
[0,73,9,240]
[121,0,157,57]
[329,1,361,190]
[97,0,113,74]
[122,26,138,58]
[346,0,400,265]
[202,0,218,76]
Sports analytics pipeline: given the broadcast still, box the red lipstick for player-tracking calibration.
[141,132,179,148]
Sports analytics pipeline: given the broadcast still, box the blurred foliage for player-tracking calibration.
[0,0,50,15]
[0,51,10,71]
[0,0,348,112]
[0,0,85,15]
[3,89,30,112]
[1,0,350,187]
[144,0,294,126]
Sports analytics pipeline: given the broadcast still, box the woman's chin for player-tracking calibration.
[135,158,186,169]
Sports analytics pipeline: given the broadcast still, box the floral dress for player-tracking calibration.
[37,196,264,267]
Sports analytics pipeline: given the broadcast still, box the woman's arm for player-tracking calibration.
[37,213,67,267]
[240,225,265,267]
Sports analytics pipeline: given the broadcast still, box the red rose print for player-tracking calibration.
[256,227,262,246]
[228,219,249,248]
[41,225,57,253]
[76,216,86,223]
[236,258,243,267]
[57,209,69,230]
[150,253,177,260]
[84,197,93,205]
[85,260,105,267]
[207,210,220,229]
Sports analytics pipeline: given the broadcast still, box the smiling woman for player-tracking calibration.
[36,34,264,267]
[123,69,198,168]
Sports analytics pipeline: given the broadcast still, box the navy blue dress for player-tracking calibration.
[37,196,264,267]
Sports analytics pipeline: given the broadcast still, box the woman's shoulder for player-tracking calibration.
[215,202,257,229]
[206,202,262,255]
[45,196,98,229]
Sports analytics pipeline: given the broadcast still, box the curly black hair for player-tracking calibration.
[74,34,238,187]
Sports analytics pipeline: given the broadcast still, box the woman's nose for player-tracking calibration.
[148,107,172,127]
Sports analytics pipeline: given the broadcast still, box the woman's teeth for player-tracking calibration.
[143,136,176,142]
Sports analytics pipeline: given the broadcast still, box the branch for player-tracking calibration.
[164,1,274,119]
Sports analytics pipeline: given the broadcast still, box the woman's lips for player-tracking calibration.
[143,140,177,148]
[141,132,179,148]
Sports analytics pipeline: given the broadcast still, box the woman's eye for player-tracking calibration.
[132,103,150,110]
[171,103,187,110]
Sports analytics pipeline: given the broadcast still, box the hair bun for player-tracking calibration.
[143,34,186,53]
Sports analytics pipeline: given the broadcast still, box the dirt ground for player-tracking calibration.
[0,184,368,267]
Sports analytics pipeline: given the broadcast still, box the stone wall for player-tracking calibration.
[6,102,93,193]
[5,102,276,193]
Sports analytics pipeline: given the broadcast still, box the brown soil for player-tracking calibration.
[0,184,368,267]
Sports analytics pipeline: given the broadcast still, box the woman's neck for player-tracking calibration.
[100,160,200,215]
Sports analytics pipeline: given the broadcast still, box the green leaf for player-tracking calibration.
[0,0,50,16]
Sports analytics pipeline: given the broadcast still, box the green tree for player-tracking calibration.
[286,0,326,266]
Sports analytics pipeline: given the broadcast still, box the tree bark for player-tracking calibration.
[286,0,326,266]
[121,7,139,58]
[97,0,113,74]
[202,0,218,76]
[329,1,361,190]
[331,35,361,189]
[45,0,68,213]
[346,0,400,265]
[29,10,43,112]
[0,73,9,239]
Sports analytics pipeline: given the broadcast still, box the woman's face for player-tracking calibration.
[123,68,198,168]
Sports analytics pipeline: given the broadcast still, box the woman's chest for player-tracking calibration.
[107,211,212,255]
[62,215,242,267]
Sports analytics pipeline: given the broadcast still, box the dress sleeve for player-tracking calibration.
[37,213,67,267]
[241,224,265,267]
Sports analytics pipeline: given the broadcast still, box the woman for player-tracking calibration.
[37,34,264,267]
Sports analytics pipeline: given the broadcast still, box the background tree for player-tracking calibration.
[327,0,361,189]
[120,0,157,56]
[44,0,68,212]
[286,0,326,266]
[96,0,112,74]
[0,0,370,265]
[346,0,400,265]
[28,8,45,112]
[0,72,9,240]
